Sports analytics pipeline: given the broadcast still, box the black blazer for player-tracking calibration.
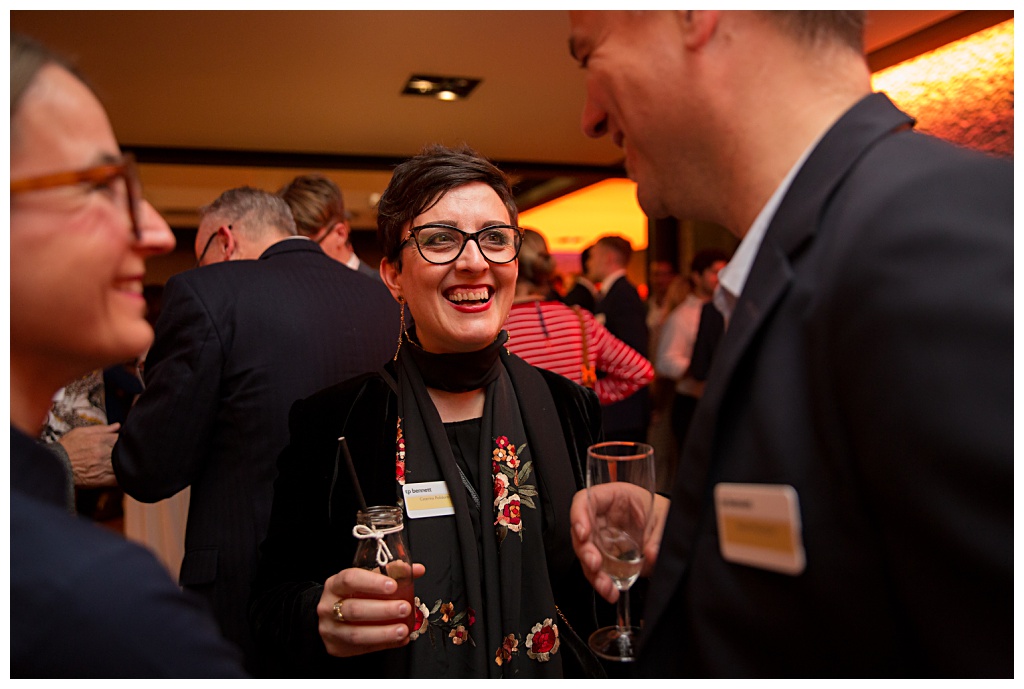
[595,276,650,437]
[250,356,603,677]
[113,239,400,670]
[12,428,245,677]
[639,94,1012,677]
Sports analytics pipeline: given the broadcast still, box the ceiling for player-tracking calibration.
[11,10,967,237]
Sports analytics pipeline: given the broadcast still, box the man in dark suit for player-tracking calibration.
[563,245,598,312]
[114,187,400,673]
[587,234,651,442]
[568,11,1011,676]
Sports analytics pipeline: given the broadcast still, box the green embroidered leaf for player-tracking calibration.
[518,460,533,482]
[451,611,466,625]
[519,495,537,509]
[500,464,516,479]
[518,486,538,498]
[430,600,442,614]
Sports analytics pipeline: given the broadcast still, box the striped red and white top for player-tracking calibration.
[504,299,653,405]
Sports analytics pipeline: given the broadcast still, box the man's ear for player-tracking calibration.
[333,220,351,245]
[677,10,720,50]
[221,225,238,260]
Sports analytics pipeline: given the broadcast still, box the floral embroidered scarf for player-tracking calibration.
[393,333,565,678]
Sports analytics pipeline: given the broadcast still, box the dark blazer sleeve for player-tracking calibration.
[113,274,225,501]
[250,373,399,676]
[820,143,1012,673]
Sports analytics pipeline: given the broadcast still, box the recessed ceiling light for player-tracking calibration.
[401,74,481,101]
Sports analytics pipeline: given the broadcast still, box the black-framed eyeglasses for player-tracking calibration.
[401,223,524,265]
[10,152,143,241]
[195,225,230,268]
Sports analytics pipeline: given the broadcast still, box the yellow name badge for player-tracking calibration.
[714,483,806,575]
[402,481,455,519]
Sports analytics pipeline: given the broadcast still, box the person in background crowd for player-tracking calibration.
[568,10,1011,676]
[278,172,381,280]
[113,186,399,674]
[586,234,650,443]
[562,244,598,312]
[251,144,603,678]
[505,228,653,405]
[654,248,729,461]
[10,32,245,677]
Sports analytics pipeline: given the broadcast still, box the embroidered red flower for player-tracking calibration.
[449,625,468,645]
[526,618,560,661]
[494,473,509,501]
[495,495,522,532]
[495,633,519,666]
[496,436,509,449]
[395,460,406,484]
[467,608,476,626]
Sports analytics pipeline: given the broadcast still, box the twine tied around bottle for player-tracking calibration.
[352,522,405,569]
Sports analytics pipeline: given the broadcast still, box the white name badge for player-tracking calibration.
[714,483,806,576]
[402,481,455,519]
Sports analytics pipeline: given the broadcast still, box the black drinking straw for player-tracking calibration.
[337,437,388,574]
[337,436,368,512]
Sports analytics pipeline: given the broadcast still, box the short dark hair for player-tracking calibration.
[762,11,866,53]
[690,248,730,275]
[277,173,346,238]
[377,143,517,269]
[595,235,633,267]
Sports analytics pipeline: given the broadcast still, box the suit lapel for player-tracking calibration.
[640,93,915,645]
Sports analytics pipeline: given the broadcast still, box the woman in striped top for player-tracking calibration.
[505,229,653,405]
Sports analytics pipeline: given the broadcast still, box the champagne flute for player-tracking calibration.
[586,441,655,662]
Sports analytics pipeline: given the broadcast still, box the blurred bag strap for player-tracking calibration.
[573,305,597,389]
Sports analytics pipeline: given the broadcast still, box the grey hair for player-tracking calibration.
[199,186,297,239]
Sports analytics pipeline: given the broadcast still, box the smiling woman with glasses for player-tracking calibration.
[252,144,605,678]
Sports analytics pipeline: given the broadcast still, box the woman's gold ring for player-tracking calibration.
[332,598,345,623]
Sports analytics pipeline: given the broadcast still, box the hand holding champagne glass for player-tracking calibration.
[586,441,655,662]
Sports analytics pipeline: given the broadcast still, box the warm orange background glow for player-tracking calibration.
[872,19,1013,157]
[519,178,647,256]
[523,18,1014,263]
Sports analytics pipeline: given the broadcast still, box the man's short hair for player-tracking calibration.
[200,186,296,239]
[762,11,866,53]
[277,174,346,238]
[690,248,731,275]
[595,235,633,267]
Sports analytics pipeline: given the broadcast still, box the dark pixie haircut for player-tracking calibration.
[763,11,866,53]
[377,143,518,269]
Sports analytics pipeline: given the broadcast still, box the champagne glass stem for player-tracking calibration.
[616,587,632,633]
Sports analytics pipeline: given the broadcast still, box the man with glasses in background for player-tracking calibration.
[113,185,400,675]
[278,173,381,280]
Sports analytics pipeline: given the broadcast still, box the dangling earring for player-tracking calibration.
[503,329,511,355]
[393,297,406,361]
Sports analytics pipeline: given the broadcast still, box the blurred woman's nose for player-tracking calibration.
[135,200,176,256]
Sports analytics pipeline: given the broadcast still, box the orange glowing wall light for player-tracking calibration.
[519,177,646,257]
[871,18,1014,158]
